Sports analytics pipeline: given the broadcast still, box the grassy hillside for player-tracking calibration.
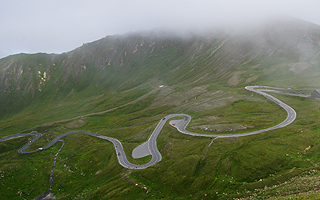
[1,18,320,199]
[2,86,320,199]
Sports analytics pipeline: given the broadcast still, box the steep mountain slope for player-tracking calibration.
[1,17,320,121]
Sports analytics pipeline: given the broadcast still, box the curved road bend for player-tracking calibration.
[0,86,297,170]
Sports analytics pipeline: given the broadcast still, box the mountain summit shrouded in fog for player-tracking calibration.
[0,17,320,119]
[2,0,320,59]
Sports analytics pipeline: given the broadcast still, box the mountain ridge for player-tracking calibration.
[1,17,320,119]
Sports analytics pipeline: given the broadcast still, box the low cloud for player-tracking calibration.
[1,0,320,58]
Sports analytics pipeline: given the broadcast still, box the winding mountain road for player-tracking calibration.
[0,85,301,199]
[0,86,297,170]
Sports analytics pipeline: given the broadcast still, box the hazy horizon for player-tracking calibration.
[1,0,320,59]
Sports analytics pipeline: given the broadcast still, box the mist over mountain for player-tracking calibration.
[1,17,320,119]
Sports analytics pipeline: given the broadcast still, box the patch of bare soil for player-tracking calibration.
[227,71,243,86]
[290,62,310,74]
[203,115,220,121]
[174,90,227,111]
[245,76,259,84]
[150,85,208,107]
[187,96,236,112]
[185,90,258,112]
[190,124,247,132]
[65,120,86,128]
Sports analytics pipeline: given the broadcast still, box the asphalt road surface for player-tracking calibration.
[0,86,297,170]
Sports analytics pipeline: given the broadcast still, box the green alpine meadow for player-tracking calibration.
[2,17,320,199]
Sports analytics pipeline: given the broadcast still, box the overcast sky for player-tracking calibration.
[1,0,320,59]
